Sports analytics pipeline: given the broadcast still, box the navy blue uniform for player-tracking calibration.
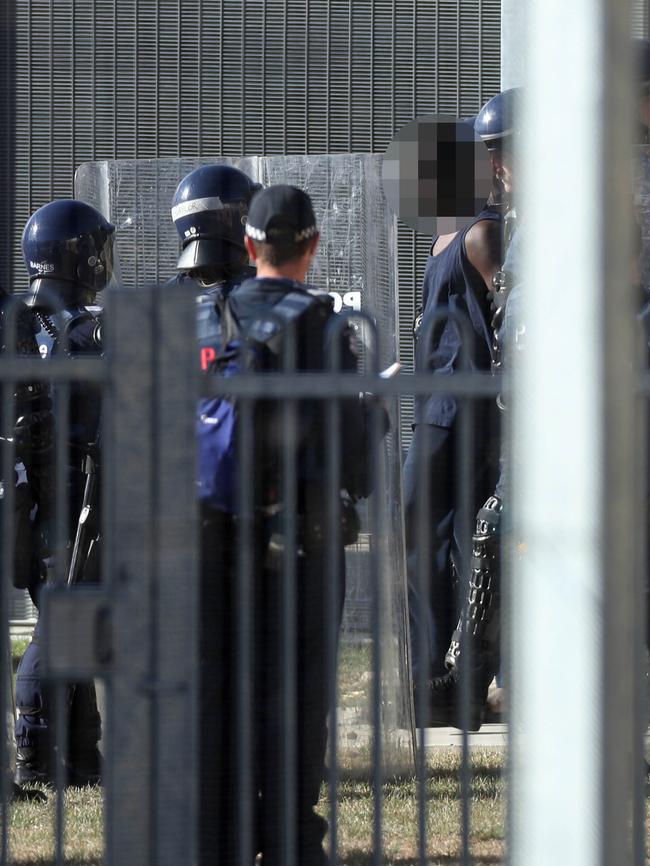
[0,293,53,594]
[201,275,361,866]
[405,207,502,682]
[170,266,256,371]
[14,304,103,786]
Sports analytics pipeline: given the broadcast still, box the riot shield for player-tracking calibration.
[75,154,414,776]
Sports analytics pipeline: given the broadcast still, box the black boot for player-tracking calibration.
[414,668,492,731]
[68,745,102,787]
[15,745,53,786]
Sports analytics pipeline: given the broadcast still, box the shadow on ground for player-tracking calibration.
[339,853,502,866]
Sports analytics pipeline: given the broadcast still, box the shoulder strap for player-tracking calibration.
[217,296,241,347]
[270,289,320,323]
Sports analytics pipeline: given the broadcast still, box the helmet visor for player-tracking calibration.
[176,236,247,272]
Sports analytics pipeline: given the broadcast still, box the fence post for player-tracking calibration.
[105,283,198,865]
[509,1,641,865]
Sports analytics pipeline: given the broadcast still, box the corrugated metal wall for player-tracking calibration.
[10,0,501,436]
[634,0,650,36]
[0,3,15,293]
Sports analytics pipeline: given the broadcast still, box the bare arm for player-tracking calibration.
[464,219,503,292]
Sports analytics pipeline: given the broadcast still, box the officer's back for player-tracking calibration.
[221,184,362,866]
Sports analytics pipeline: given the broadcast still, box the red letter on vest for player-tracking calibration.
[201,347,217,370]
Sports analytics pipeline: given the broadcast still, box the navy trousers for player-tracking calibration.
[199,509,344,866]
[14,617,101,771]
[404,421,498,682]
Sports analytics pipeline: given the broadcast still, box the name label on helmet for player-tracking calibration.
[171,196,226,222]
[30,260,55,274]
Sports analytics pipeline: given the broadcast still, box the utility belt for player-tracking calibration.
[202,491,360,551]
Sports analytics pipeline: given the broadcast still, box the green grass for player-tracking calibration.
[8,785,103,865]
[318,749,505,865]
[338,641,372,709]
[7,639,507,864]
[12,638,31,674]
[7,750,506,866]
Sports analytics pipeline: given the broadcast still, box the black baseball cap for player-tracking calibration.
[245,184,318,244]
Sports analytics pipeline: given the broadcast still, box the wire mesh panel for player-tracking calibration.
[11,0,502,452]
[75,152,415,778]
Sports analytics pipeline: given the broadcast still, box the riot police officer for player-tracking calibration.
[13,199,114,786]
[204,183,371,866]
[170,163,265,863]
[405,89,520,724]
[170,163,261,369]
[0,285,52,801]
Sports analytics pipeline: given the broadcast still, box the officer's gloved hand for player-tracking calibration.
[13,409,54,460]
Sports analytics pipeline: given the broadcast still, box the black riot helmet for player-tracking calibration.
[172,164,262,275]
[474,88,522,151]
[22,199,115,308]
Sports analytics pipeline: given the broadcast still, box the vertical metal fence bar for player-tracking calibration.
[54,681,66,866]
[632,385,647,866]
[456,394,474,866]
[281,325,298,866]
[147,289,160,866]
[53,381,70,866]
[101,298,115,866]
[152,283,199,866]
[370,376,383,866]
[600,4,641,863]
[325,378,341,866]
[510,1,637,865]
[236,397,254,866]
[0,381,10,866]
[414,399,431,866]
[106,287,155,866]
[0,307,18,866]
[53,381,70,588]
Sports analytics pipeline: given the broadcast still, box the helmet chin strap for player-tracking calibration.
[196,274,224,289]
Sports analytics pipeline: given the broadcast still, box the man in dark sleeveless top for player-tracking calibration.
[406,90,519,725]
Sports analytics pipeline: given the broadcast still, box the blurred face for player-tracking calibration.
[491,149,515,196]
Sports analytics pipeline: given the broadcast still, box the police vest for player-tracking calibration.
[196,287,225,371]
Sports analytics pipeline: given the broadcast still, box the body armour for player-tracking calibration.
[171,267,255,370]
[414,205,502,427]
